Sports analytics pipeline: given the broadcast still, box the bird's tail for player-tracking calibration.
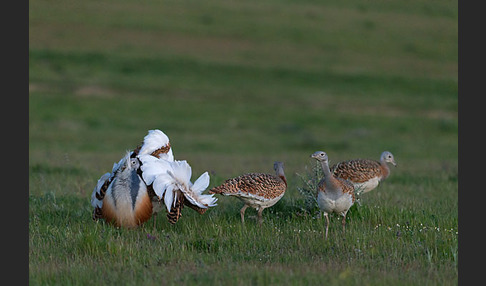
[140,156,217,212]
[208,185,225,195]
[167,160,218,209]
[208,177,241,195]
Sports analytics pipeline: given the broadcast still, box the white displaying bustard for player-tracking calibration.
[209,162,287,225]
[311,151,356,239]
[90,129,217,228]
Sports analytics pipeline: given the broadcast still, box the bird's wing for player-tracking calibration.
[91,172,111,208]
[337,177,356,202]
[332,159,382,183]
[140,157,216,212]
[138,129,174,161]
[210,173,285,200]
[139,155,173,198]
[91,152,130,215]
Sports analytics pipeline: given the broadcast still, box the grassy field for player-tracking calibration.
[29,0,457,284]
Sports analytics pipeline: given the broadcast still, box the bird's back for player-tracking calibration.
[331,159,383,183]
[209,173,286,200]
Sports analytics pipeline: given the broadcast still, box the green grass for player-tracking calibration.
[30,0,457,284]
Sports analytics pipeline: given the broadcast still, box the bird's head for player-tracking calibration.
[311,151,328,162]
[128,157,141,170]
[121,151,141,171]
[117,152,141,174]
[381,151,397,167]
[273,161,284,172]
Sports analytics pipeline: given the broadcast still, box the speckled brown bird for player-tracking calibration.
[209,162,287,225]
[311,151,356,239]
[330,151,397,195]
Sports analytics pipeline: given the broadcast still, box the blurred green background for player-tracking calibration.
[29,0,457,283]
[29,0,457,182]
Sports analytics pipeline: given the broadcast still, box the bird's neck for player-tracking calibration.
[280,175,287,187]
[380,159,390,180]
[320,160,341,191]
[320,160,332,178]
[275,167,287,187]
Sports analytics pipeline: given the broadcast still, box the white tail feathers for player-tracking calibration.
[140,156,217,212]
[192,172,210,194]
[167,160,192,190]
[139,154,169,187]
[168,167,218,209]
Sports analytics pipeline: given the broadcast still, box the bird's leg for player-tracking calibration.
[324,213,329,240]
[240,204,249,224]
[257,207,264,226]
[152,212,157,231]
[341,213,347,233]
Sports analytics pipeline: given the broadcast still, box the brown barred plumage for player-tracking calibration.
[150,186,209,228]
[146,182,158,202]
[132,143,171,159]
[209,173,286,199]
[184,199,208,214]
[209,162,286,225]
[151,143,171,158]
[331,159,383,183]
[92,206,103,221]
[330,151,396,195]
[92,176,113,221]
[167,191,185,225]
[94,179,110,205]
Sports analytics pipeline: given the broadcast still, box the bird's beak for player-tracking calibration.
[392,161,397,167]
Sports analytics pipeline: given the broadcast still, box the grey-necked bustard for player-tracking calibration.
[311,151,356,239]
